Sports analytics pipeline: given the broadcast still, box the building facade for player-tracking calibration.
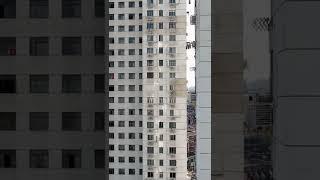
[108,0,187,179]
[0,0,106,180]
[272,0,320,179]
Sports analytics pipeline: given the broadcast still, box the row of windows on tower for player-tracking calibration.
[0,74,104,94]
[0,149,104,168]
[109,11,176,20]
[0,0,105,18]
[108,168,176,178]
[108,145,176,154]
[109,0,176,9]
[0,112,105,131]
[0,37,105,56]
[108,60,175,68]
[109,22,176,32]
[109,35,176,44]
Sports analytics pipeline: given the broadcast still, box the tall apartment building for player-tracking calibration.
[0,0,106,180]
[108,0,187,179]
[271,1,320,179]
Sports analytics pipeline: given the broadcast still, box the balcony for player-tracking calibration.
[169,3,176,8]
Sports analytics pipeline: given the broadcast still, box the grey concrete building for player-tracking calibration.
[271,0,320,179]
[195,0,245,179]
[0,0,106,180]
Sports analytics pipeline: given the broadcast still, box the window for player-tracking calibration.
[109,168,114,174]
[109,49,114,55]
[0,112,15,130]
[159,86,163,91]
[118,61,125,67]
[159,35,163,41]
[169,0,176,3]
[128,37,135,44]
[129,85,135,91]
[29,112,49,131]
[118,109,125,115]
[159,147,163,153]
[118,26,125,32]
[119,168,125,175]
[118,2,125,8]
[118,145,125,151]
[169,147,176,154]
[118,97,125,103]
[170,135,176,140]
[159,22,163,29]
[159,72,163,79]
[118,49,125,55]
[169,22,176,29]
[159,122,163,128]
[169,160,176,166]
[139,13,142,19]
[109,97,114,103]
[62,150,81,168]
[147,60,154,66]
[129,97,135,103]
[147,147,154,154]
[169,47,176,53]
[118,14,125,20]
[109,144,114,150]
[159,110,163,116]
[129,1,135,7]
[109,156,114,163]
[129,61,135,67]
[30,150,48,168]
[109,2,114,8]
[129,169,135,175]
[129,145,135,151]
[159,172,164,178]
[139,1,142,7]
[139,25,143,31]
[139,85,142,91]
[0,37,16,56]
[118,85,125,91]
[159,47,163,54]
[169,35,176,41]
[30,0,48,18]
[62,37,81,55]
[109,26,114,32]
[170,110,175,116]
[147,23,154,30]
[139,73,143,79]
[109,121,114,127]
[128,13,135,20]
[95,36,105,55]
[0,150,16,168]
[147,73,154,79]
[62,0,81,18]
[169,122,176,128]
[129,109,135,115]
[118,37,125,44]
[62,112,81,131]
[170,73,176,78]
[169,10,176,16]
[159,97,164,104]
[109,85,114,92]
[169,60,176,66]
[0,0,16,18]
[95,0,104,17]
[129,25,135,32]
[94,74,104,93]
[129,73,135,79]
[118,73,125,79]
[129,133,135,139]
[94,150,105,168]
[129,121,135,127]
[109,133,114,139]
[95,112,104,131]
[159,10,163,16]
[30,75,49,93]
[159,134,163,141]
[147,135,154,140]
[148,172,154,178]
[109,61,114,67]
[118,156,125,163]
[62,74,81,93]
[159,60,163,66]
[170,172,176,178]
[139,97,143,103]
[30,37,49,56]
[159,0,163,3]
[129,49,135,55]
[147,10,153,17]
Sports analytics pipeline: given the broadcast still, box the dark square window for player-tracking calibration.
[30,75,49,93]
[62,0,81,18]
[29,150,49,168]
[0,150,16,168]
[30,0,48,18]
[95,74,104,93]
[0,37,16,56]
[95,150,105,168]
[0,75,15,93]
[129,1,135,7]
[109,2,114,8]
[0,112,15,131]
[29,112,49,131]
[30,37,49,56]
[62,74,81,93]
[0,0,16,18]
[62,37,81,55]
[62,150,81,168]
[95,36,105,55]
[95,112,104,131]
[62,112,81,131]
[95,0,104,17]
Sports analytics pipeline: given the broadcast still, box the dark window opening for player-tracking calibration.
[0,0,16,18]
[29,112,49,131]
[62,0,81,18]
[62,150,81,168]
[30,0,48,18]
[0,112,15,131]
[62,112,81,131]
[0,75,15,93]
[30,37,49,56]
